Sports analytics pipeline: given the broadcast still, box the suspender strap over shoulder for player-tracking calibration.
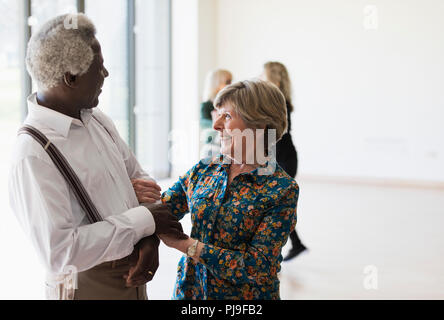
[18,125,103,224]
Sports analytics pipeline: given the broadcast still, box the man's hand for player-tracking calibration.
[142,203,188,240]
[124,235,160,287]
[131,179,161,204]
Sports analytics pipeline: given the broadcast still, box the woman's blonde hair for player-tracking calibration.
[263,61,293,112]
[203,69,233,102]
[214,79,287,142]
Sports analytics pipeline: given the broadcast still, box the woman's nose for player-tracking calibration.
[213,115,223,131]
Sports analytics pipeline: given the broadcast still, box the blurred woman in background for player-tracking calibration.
[262,61,307,261]
[200,69,233,159]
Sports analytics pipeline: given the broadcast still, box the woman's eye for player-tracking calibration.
[225,114,231,119]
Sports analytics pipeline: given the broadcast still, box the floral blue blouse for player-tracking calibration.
[161,156,299,300]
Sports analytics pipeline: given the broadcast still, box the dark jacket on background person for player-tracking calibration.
[200,100,214,129]
[276,101,298,178]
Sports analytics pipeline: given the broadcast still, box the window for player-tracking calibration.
[135,0,171,178]
[0,0,22,125]
[31,0,77,31]
[85,0,130,143]
[25,0,172,176]
[0,0,172,298]
[84,0,172,177]
[0,0,45,299]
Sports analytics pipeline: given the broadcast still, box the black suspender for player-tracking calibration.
[18,125,103,223]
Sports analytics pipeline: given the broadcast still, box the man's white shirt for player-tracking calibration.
[9,93,156,284]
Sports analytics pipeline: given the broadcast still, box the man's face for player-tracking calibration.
[75,38,109,109]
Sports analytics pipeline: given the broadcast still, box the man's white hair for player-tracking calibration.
[26,13,97,90]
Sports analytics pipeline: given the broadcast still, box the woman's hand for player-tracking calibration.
[159,234,204,260]
[131,179,161,203]
[159,233,192,253]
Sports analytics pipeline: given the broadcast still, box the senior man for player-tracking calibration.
[8,13,185,300]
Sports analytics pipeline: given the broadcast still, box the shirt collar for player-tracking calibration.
[215,155,275,185]
[244,160,277,185]
[26,92,94,138]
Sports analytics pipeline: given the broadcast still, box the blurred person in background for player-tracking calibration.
[135,80,299,300]
[261,61,307,261]
[200,69,232,159]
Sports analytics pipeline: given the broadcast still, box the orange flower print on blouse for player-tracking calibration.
[162,156,299,300]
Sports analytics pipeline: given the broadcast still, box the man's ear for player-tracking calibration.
[63,72,77,88]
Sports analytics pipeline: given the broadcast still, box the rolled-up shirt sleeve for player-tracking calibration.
[107,205,155,240]
[9,155,154,275]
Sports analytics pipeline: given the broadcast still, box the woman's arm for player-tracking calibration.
[161,160,205,220]
[161,179,189,221]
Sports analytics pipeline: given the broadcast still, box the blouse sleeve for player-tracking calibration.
[161,176,190,221]
[198,185,298,286]
[161,161,204,221]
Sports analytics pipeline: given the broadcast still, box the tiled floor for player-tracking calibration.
[147,178,444,299]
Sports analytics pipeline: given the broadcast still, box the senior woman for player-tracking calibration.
[153,80,298,300]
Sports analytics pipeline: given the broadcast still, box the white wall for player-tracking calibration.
[136,0,171,179]
[198,0,218,99]
[210,0,444,183]
[171,0,219,178]
[171,0,200,177]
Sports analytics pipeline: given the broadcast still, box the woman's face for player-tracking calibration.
[213,103,264,164]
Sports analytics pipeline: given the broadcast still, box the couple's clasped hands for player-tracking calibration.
[124,179,188,287]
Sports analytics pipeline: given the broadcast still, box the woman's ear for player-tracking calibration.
[63,72,77,88]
